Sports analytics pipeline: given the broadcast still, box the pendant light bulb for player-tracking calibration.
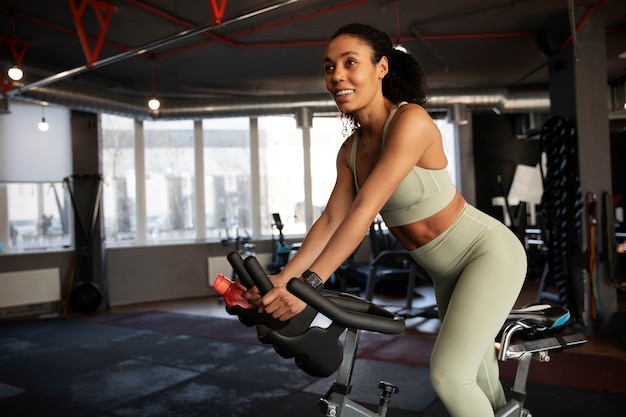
[148,97,161,111]
[8,65,23,81]
[38,102,49,131]
[38,118,49,132]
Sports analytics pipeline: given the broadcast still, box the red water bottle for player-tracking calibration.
[212,273,254,309]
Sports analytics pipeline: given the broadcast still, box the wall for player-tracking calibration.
[107,243,218,306]
[106,239,275,307]
[0,101,72,182]
[0,250,74,283]
[472,112,543,224]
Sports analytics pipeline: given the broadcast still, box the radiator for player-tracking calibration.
[0,268,61,309]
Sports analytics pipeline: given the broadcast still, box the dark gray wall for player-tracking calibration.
[472,112,543,224]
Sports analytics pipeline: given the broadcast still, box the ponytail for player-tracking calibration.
[383,49,428,106]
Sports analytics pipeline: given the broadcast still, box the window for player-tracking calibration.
[144,120,196,242]
[258,116,305,235]
[101,114,136,242]
[310,116,344,217]
[202,118,251,239]
[5,182,72,251]
[434,118,458,187]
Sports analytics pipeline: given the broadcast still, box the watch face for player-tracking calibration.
[305,271,323,288]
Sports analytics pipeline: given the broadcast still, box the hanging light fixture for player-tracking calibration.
[7,14,24,81]
[38,102,49,132]
[147,56,160,111]
[392,0,408,53]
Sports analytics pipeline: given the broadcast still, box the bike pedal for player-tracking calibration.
[319,398,337,416]
[378,381,399,396]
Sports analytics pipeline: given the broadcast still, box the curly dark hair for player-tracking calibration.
[329,23,428,133]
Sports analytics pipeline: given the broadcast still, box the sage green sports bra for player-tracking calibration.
[349,102,456,227]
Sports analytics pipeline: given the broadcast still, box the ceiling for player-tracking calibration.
[0,0,625,119]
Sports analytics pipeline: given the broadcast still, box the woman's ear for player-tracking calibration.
[378,56,389,79]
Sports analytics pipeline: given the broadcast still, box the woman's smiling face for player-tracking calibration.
[324,34,387,115]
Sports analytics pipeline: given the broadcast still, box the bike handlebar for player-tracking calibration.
[287,278,405,334]
[227,251,405,334]
[242,256,274,295]
[226,251,255,289]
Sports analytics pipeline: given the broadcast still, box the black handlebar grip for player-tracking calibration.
[287,278,405,334]
[243,256,274,295]
[226,251,255,289]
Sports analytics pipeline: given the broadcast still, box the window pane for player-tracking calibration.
[311,116,344,218]
[7,182,72,251]
[144,119,196,242]
[258,116,304,235]
[101,114,136,242]
[434,118,458,186]
[202,118,251,239]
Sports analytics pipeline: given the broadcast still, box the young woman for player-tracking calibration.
[243,23,527,417]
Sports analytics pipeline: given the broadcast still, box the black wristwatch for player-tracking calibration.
[302,269,324,289]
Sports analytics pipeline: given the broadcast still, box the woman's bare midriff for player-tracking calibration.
[389,190,466,250]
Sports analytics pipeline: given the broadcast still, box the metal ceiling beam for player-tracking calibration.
[5,0,301,99]
[12,80,551,121]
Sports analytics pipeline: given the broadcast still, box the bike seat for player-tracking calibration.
[506,303,570,330]
[498,303,585,362]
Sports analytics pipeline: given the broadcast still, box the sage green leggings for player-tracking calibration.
[409,204,527,417]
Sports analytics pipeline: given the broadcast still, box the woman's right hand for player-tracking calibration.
[239,272,288,308]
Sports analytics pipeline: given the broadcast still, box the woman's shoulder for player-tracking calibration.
[391,102,437,133]
[336,130,358,162]
[395,102,430,118]
[340,130,358,150]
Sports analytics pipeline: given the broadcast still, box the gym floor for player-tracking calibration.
[2,277,624,417]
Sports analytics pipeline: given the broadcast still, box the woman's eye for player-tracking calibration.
[346,59,357,66]
[324,65,334,73]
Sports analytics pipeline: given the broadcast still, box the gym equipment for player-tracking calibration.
[537,117,585,324]
[585,192,601,326]
[222,252,586,417]
[602,191,620,286]
[63,175,104,314]
[344,217,438,319]
[267,213,292,274]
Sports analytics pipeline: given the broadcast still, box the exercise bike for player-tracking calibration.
[266,213,293,274]
[221,252,587,417]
